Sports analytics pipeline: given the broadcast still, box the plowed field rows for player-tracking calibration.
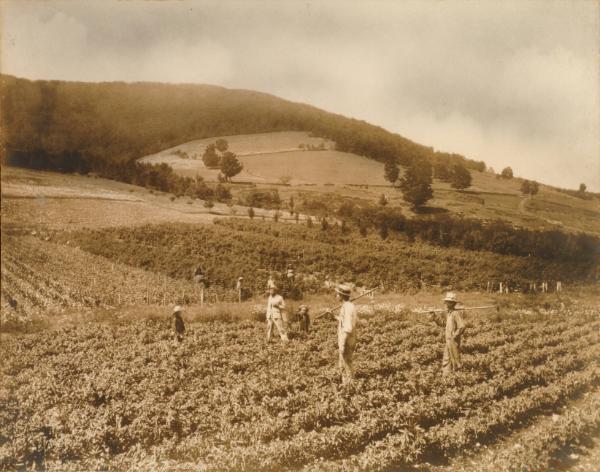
[0,236,206,319]
[1,304,598,471]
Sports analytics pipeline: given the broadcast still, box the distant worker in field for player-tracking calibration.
[556,280,562,292]
[194,265,206,304]
[430,292,466,375]
[266,285,289,343]
[326,284,358,385]
[172,305,185,343]
[194,265,205,284]
[267,273,276,291]
[298,305,311,333]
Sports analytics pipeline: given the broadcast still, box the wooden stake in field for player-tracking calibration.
[236,277,243,303]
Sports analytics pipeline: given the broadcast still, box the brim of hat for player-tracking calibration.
[335,288,351,295]
[444,298,458,302]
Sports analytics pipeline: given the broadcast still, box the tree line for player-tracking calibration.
[334,202,599,267]
[1,75,484,176]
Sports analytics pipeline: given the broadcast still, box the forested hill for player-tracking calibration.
[1,74,485,173]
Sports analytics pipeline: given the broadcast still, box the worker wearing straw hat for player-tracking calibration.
[266,285,289,343]
[430,292,466,374]
[333,283,358,385]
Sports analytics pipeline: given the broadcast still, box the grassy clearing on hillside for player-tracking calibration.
[138,132,600,235]
[0,167,287,230]
[239,150,388,185]
[141,131,333,160]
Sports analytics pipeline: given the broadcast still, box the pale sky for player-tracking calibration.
[2,0,599,191]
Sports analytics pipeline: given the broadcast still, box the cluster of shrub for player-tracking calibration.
[200,139,244,182]
[554,183,597,201]
[336,203,599,264]
[6,147,232,202]
[238,188,282,209]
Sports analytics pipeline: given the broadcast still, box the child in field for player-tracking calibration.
[298,305,310,332]
[173,305,185,342]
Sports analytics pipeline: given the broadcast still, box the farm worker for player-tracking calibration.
[298,305,310,332]
[266,285,289,343]
[173,305,185,343]
[236,277,243,303]
[193,265,205,284]
[329,284,358,385]
[267,273,276,291]
[556,280,562,292]
[194,266,206,305]
[430,292,466,375]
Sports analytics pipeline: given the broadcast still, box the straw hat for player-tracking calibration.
[335,284,352,297]
[173,305,183,313]
[443,292,458,303]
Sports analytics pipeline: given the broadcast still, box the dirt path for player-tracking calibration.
[518,195,584,231]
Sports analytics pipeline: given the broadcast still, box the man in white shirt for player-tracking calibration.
[266,285,289,343]
[334,284,358,385]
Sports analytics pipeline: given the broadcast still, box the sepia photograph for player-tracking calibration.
[1,0,599,470]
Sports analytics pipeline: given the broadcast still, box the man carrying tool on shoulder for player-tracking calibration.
[326,284,358,385]
[430,292,466,375]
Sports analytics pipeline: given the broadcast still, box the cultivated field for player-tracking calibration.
[1,163,600,471]
[1,292,599,471]
[0,236,207,321]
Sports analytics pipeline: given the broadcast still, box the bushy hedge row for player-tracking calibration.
[349,209,599,263]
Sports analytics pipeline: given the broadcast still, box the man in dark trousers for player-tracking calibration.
[173,305,185,342]
[298,305,310,332]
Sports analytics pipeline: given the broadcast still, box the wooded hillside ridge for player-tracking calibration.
[2,74,485,175]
